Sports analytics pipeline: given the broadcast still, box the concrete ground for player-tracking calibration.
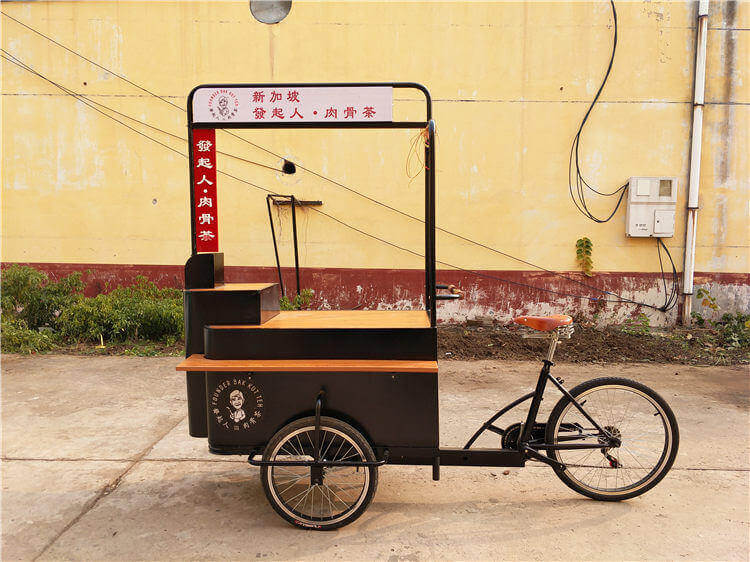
[1,355,748,561]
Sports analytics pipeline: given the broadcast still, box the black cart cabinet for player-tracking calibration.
[180,249,440,449]
[178,359,439,456]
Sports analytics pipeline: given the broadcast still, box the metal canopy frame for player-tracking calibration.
[187,82,437,327]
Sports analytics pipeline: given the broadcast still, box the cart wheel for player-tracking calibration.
[260,416,378,530]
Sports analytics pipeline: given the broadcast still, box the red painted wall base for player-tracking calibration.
[2,261,747,323]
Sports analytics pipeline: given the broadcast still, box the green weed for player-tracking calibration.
[575,237,594,277]
[1,319,58,354]
[621,313,651,336]
[280,288,314,311]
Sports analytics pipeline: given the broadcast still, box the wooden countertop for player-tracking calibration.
[185,283,277,292]
[176,354,438,373]
[209,310,432,330]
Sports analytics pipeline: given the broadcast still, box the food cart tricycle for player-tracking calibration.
[176,83,679,530]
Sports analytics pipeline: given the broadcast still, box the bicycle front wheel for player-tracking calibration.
[545,377,679,501]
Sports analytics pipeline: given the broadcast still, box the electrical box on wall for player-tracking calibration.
[625,177,678,237]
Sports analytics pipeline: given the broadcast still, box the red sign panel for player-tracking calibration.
[191,129,218,252]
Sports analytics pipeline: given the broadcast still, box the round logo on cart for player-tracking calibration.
[207,89,239,121]
[210,377,264,431]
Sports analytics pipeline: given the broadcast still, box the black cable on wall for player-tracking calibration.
[568,0,629,224]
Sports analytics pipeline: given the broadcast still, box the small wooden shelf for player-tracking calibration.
[209,310,431,330]
[185,283,276,292]
[176,354,438,373]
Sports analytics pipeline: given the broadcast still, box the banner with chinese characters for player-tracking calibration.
[191,129,218,253]
[191,86,393,124]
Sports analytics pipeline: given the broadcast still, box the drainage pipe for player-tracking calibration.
[681,0,709,325]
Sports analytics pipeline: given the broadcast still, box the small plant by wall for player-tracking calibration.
[575,237,594,277]
[621,313,651,336]
[690,286,750,348]
[690,287,719,325]
[280,288,314,311]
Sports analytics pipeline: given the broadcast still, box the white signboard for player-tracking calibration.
[192,86,393,124]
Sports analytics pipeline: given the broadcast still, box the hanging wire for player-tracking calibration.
[405,127,428,184]
[656,238,679,312]
[567,0,630,224]
[0,54,281,173]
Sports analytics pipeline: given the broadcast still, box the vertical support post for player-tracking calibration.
[265,194,301,298]
[424,130,431,321]
[290,195,301,297]
[314,389,324,461]
[310,389,325,486]
[420,88,434,328]
[427,121,437,327]
[266,195,285,297]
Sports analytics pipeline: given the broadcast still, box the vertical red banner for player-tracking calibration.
[192,129,219,253]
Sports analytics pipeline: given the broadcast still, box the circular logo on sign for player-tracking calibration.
[207,89,239,121]
[211,377,264,431]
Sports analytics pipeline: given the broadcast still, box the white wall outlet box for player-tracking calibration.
[625,177,678,237]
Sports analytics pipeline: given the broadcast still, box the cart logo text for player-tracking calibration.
[211,377,264,431]
[206,89,239,121]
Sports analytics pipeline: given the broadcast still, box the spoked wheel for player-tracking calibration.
[260,416,378,530]
[545,377,679,501]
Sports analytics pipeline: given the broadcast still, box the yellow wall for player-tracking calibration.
[2,1,748,275]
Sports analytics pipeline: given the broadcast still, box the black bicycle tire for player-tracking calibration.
[545,377,679,501]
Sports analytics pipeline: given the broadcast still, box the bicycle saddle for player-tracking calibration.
[513,314,573,332]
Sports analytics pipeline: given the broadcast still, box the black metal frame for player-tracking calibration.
[187,82,437,327]
[247,388,389,471]
[247,357,620,474]
[266,194,300,298]
[461,359,619,469]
